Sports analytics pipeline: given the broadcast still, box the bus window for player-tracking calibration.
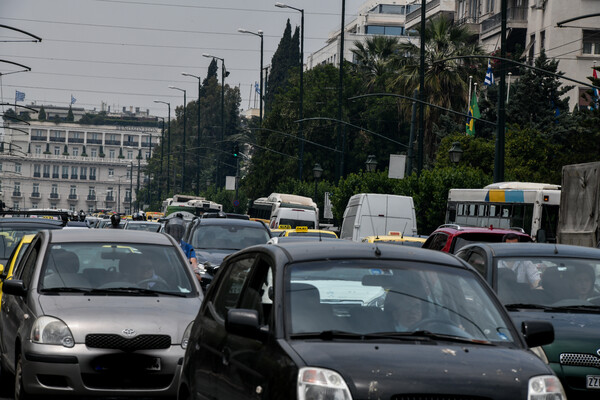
[468,204,477,216]
[501,207,510,218]
[478,205,487,217]
[490,205,498,217]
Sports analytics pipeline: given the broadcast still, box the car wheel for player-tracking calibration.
[15,353,36,400]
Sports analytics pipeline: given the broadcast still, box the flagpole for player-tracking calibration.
[467,75,473,111]
[507,72,512,103]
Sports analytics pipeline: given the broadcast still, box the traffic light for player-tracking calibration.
[233,144,239,158]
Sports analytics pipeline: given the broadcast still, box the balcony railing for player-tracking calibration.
[49,193,59,199]
[80,175,87,180]
[31,136,47,141]
[12,192,22,197]
[87,195,96,201]
[52,173,59,179]
[106,196,115,202]
[43,173,50,178]
[71,175,78,179]
[105,140,121,146]
[124,196,132,202]
[87,139,102,144]
[69,138,84,143]
[49,137,66,142]
[89,175,96,181]
[33,172,41,178]
[481,7,528,33]
[30,192,40,198]
[62,174,69,179]
[123,141,139,147]
[68,194,78,200]
[141,142,156,148]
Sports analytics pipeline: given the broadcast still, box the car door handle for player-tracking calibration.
[222,346,231,366]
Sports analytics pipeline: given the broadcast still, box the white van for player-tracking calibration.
[269,208,318,229]
[340,193,418,241]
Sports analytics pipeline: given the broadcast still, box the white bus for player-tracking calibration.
[445,182,561,243]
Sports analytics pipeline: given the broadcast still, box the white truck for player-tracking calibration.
[267,193,319,229]
[557,161,600,247]
[340,193,418,242]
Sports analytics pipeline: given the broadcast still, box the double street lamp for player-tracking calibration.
[153,100,171,196]
[182,72,202,195]
[202,53,227,187]
[237,28,264,127]
[169,86,187,193]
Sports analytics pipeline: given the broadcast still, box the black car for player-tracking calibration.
[455,242,600,399]
[178,241,565,400]
[183,218,271,289]
[0,217,65,266]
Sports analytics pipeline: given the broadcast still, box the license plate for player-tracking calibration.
[146,357,161,371]
[586,375,600,389]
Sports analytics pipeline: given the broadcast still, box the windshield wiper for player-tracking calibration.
[504,303,554,311]
[289,330,426,341]
[86,287,187,297]
[546,305,600,312]
[41,287,92,294]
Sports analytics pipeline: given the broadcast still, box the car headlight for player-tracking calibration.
[530,346,549,364]
[181,321,194,349]
[528,375,566,400]
[297,367,352,400]
[31,316,75,348]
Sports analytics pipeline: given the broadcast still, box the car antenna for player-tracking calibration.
[365,194,382,256]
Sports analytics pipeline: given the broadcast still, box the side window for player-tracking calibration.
[18,238,42,289]
[429,233,449,250]
[211,256,256,320]
[238,257,274,327]
[466,251,487,279]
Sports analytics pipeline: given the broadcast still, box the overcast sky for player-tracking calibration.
[1,0,365,119]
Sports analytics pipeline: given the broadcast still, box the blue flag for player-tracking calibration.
[484,60,494,86]
[71,94,77,105]
[15,90,25,102]
[254,81,260,95]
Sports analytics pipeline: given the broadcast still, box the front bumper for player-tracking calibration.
[22,341,183,397]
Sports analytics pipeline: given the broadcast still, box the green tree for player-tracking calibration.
[265,20,300,112]
[38,105,46,120]
[351,35,401,92]
[66,106,74,122]
[393,15,484,163]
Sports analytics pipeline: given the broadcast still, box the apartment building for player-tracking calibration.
[0,106,160,214]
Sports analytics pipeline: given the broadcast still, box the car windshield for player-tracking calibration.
[39,242,196,296]
[125,222,161,232]
[191,225,270,250]
[286,260,515,344]
[0,225,61,261]
[495,257,600,307]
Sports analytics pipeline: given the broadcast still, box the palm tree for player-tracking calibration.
[351,36,401,92]
[393,15,484,162]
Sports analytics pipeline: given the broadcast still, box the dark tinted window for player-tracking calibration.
[212,256,255,320]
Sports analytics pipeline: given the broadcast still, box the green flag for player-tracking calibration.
[466,92,481,136]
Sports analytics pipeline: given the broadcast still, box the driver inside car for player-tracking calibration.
[384,289,428,332]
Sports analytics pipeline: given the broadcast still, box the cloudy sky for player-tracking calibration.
[1,0,365,118]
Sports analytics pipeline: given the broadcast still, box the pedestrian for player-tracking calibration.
[164,214,199,273]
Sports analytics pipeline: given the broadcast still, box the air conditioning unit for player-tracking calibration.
[533,0,546,10]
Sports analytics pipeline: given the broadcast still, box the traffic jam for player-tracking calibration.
[0,184,598,400]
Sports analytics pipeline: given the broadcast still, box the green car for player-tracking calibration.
[456,242,600,400]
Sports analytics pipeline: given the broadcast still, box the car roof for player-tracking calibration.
[247,241,469,269]
[193,218,268,228]
[0,218,65,227]
[460,242,600,259]
[46,229,173,245]
[433,224,529,235]
[363,235,426,242]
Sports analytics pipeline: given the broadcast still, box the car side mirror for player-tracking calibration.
[0,264,4,278]
[226,308,267,341]
[536,229,547,243]
[2,280,27,297]
[521,320,554,348]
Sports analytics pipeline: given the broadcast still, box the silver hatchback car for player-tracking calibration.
[0,229,203,399]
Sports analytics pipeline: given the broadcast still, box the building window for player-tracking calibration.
[34,164,41,177]
[52,165,59,178]
[540,30,545,51]
[33,183,39,194]
[51,184,58,195]
[15,163,21,174]
[70,185,77,195]
[50,203,57,210]
[43,165,50,178]
[14,182,21,194]
[80,167,87,180]
[70,205,76,213]
[89,167,97,180]
[62,166,69,179]
[0,162,2,172]
[109,149,115,159]
[91,148,97,157]
[73,147,79,156]
[108,168,114,178]
[35,145,42,154]
[30,203,38,209]
[13,202,20,210]
[126,169,131,179]
[583,30,600,55]
[88,206,94,213]
[127,150,133,159]
[89,187,96,196]
[71,166,78,179]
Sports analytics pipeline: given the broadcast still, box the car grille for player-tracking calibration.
[86,334,171,351]
[393,396,491,400]
[560,353,600,368]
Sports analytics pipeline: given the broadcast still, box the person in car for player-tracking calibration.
[571,264,599,300]
[499,233,541,289]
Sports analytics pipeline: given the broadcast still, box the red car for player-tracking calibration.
[422,224,532,253]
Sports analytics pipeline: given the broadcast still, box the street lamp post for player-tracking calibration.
[182,72,202,195]
[448,142,463,164]
[169,86,187,193]
[153,100,171,197]
[237,28,264,127]
[312,163,323,206]
[203,53,226,187]
[275,2,304,180]
[156,117,165,202]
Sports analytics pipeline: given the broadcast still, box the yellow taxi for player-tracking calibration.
[278,226,338,238]
[0,234,35,304]
[361,232,426,247]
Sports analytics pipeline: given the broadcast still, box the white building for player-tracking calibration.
[0,106,161,215]
[306,0,417,69]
